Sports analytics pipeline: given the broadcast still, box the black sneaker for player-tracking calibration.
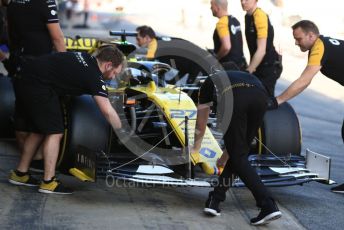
[38,177,73,195]
[250,198,282,225]
[8,170,40,187]
[29,160,44,173]
[203,191,221,216]
[331,183,344,194]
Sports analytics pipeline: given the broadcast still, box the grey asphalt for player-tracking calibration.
[1,13,343,230]
[0,141,303,230]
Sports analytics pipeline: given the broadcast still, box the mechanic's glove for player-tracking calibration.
[266,97,278,110]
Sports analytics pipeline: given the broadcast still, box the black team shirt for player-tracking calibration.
[22,52,108,98]
[7,0,60,56]
[199,71,266,105]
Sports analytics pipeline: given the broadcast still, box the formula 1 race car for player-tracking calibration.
[0,31,334,188]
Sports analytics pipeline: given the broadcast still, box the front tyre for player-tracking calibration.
[260,102,302,156]
[58,95,110,172]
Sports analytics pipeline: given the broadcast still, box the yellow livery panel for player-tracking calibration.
[132,83,223,175]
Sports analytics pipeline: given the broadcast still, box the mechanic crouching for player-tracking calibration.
[8,46,125,194]
[192,70,281,225]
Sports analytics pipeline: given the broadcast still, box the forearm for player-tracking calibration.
[193,105,210,151]
[105,109,122,130]
[276,77,311,104]
[276,66,319,104]
[247,38,266,73]
[247,49,265,73]
[52,36,66,52]
[194,121,206,151]
[216,46,230,61]
[47,23,66,52]
[94,96,122,130]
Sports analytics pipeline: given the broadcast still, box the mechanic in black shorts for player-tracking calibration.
[192,70,281,225]
[6,0,66,154]
[241,0,282,96]
[273,20,344,193]
[8,46,125,194]
[210,0,247,70]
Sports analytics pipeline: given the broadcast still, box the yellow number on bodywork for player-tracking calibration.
[65,37,99,53]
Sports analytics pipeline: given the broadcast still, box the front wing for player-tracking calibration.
[69,147,334,187]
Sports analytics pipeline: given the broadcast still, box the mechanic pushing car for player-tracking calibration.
[135,25,158,60]
[272,20,344,193]
[8,45,125,194]
[241,0,282,96]
[192,70,281,225]
[210,0,247,70]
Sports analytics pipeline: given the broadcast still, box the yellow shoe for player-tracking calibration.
[38,177,73,195]
[8,170,39,187]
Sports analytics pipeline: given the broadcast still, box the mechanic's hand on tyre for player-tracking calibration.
[266,97,278,110]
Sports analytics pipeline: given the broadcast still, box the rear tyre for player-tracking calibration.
[58,95,110,172]
[260,102,301,156]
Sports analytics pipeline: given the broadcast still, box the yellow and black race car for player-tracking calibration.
[0,32,334,187]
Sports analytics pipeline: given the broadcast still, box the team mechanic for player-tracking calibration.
[135,25,158,60]
[8,46,124,194]
[6,0,66,158]
[241,0,282,96]
[210,0,247,70]
[272,20,344,194]
[192,70,281,225]
[7,0,66,73]
[135,25,208,86]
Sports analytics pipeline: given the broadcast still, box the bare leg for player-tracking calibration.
[32,145,44,160]
[16,131,43,160]
[15,131,29,152]
[42,133,63,181]
[17,133,44,172]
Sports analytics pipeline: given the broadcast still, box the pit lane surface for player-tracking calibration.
[1,9,343,230]
[0,153,302,229]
